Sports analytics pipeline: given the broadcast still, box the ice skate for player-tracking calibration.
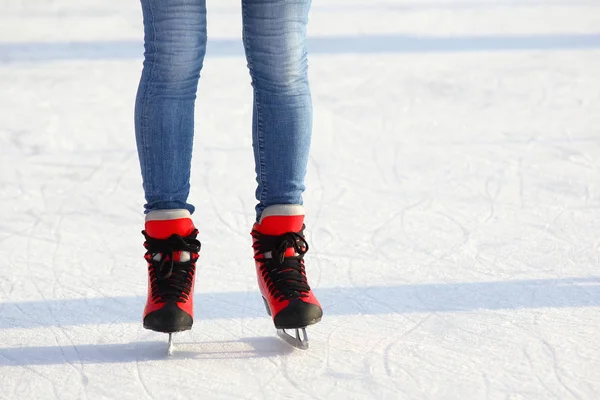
[251,205,323,349]
[141,209,201,355]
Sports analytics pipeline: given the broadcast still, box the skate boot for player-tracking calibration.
[141,209,201,353]
[251,204,323,349]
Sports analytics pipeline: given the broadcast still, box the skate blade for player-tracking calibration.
[167,333,175,356]
[277,328,309,350]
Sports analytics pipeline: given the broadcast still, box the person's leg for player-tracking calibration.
[243,0,322,349]
[241,0,313,221]
[135,0,206,336]
[134,0,208,215]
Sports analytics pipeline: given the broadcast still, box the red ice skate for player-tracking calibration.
[142,209,200,341]
[251,204,323,349]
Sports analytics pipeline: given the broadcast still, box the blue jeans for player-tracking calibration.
[134,0,313,220]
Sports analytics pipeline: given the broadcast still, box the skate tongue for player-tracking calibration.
[256,204,305,236]
[145,209,195,239]
[257,215,304,236]
[257,205,305,236]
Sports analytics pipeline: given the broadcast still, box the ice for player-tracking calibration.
[1,0,599,398]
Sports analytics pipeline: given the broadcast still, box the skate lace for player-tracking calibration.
[252,229,311,300]
[142,230,201,303]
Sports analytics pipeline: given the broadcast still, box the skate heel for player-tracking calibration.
[262,296,272,316]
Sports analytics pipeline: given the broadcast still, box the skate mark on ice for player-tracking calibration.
[238,338,286,400]
[133,341,156,400]
[527,347,562,400]
[544,338,583,399]
[502,311,588,399]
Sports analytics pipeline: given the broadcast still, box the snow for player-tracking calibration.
[1,0,600,398]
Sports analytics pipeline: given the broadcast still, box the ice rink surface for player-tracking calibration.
[1,1,600,398]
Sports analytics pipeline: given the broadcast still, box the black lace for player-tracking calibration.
[143,230,201,303]
[252,227,311,300]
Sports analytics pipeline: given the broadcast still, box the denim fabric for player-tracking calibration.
[134,0,313,219]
